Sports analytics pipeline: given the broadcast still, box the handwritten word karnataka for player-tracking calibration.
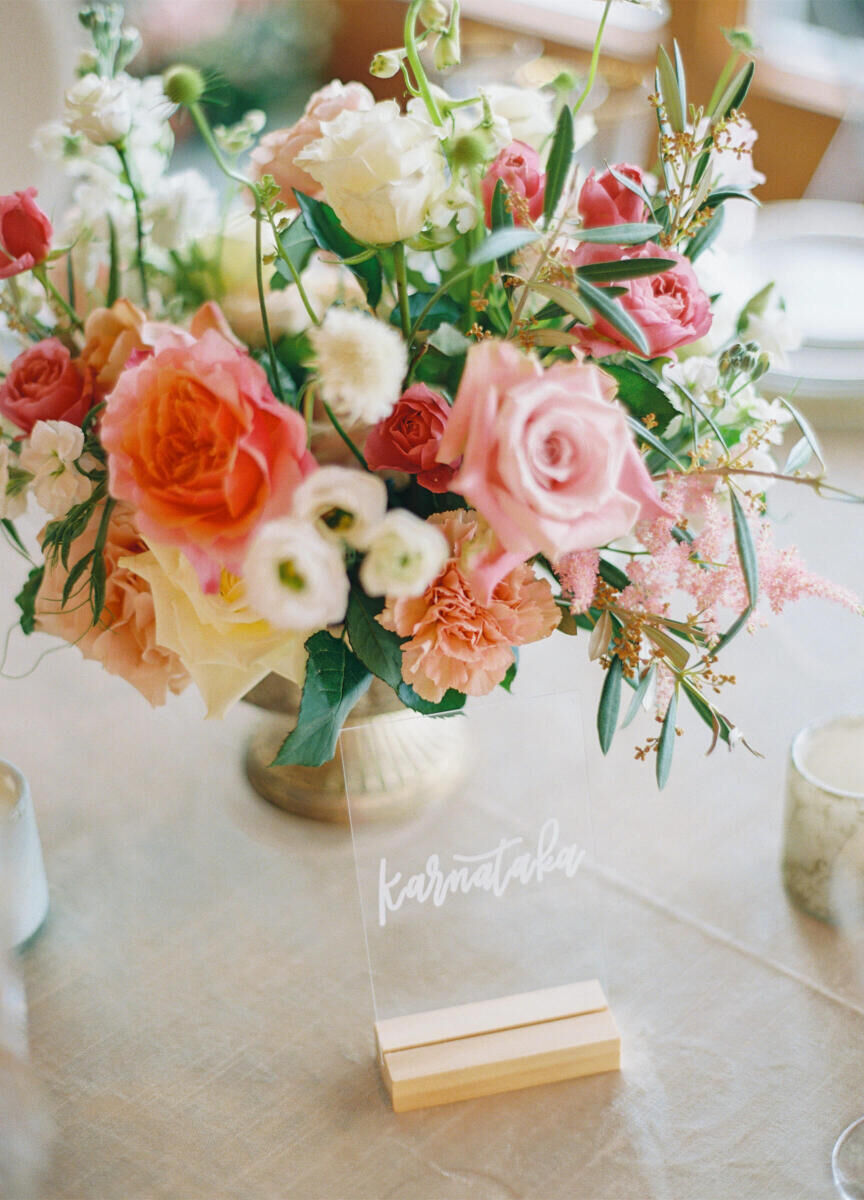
[378,818,585,927]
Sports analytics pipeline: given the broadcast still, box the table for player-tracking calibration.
[4,432,864,1199]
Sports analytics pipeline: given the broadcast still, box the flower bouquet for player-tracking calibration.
[1,1,859,788]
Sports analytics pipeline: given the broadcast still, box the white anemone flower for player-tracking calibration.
[243,518,349,630]
[310,308,407,426]
[19,421,93,518]
[360,510,449,599]
[292,466,388,550]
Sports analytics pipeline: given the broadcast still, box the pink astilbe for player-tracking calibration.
[556,549,600,615]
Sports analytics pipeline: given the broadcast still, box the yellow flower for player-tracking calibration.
[122,542,307,719]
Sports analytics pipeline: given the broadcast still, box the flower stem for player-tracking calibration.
[572,0,612,119]
[322,402,369,470]
[253,203,285,402]
[393,242,412,341]
[32,265,84,331]
[404,0,443,127]
[262,209,320,328]
[115,143,150,308]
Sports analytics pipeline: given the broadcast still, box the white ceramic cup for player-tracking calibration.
[782,715,864,925]
[0,762,49,949]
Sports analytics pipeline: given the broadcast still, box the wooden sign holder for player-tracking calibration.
[374,979,620,1112]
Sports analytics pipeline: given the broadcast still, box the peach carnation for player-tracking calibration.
[378,509,560,702]
[34,503,190,705]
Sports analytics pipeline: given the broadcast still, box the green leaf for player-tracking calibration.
[729,488,758,608]
[681,679,732,749]
[597,654,623,755]
[778,397,825,471]
[573,221,663,245]
[345,587,403,691]
[106,213,120,307]
[543,103,574,224]
[15,566,44,636]
[427,322,471,357]
[597,557,630,591]
[701,186,759,209]
[656,690,678,789]
[468,227,539,267]
[526,282,592,324]
[272,631,372,767]
[673,39,688,120]
[783,436,814,475]
[606,164,655,212]
[578,277,650,356]
[576,257,676,283]
[491,178,513,231]
[627,414,686,469]
[294,191,382,308]
[389,290,461,332]
[710,59,754,120]
[723,26,758,53]
[656,46,684,132]
[686,206,725,262]
[1,518,27,557]
[500,648,519,693]
[622,663,656,729]
[61,549,94,606]
[601,363,677,434]
[270,212,317,290]
[668,379,728,449]
[397,683,466,715]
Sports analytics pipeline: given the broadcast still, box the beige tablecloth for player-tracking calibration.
[3,433,864,1199]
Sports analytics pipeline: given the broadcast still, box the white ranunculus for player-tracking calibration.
[310,308,407,426]
[65,75,132,146]
[359,510,449,599]
[243,518,350,630]
[295,100,447,244]
[292,466,388,550]
[19,421,93,518]
[0,444,27,520]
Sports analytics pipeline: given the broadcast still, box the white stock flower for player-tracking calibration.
[0,444,27,520]
[295,100,447,244]
[243,518,350,630]
[143,169,220,251]
[664,354,722,407]
[359,510,449,599]
[65,75,132,146]
[19,421,93,518]
[742,306,801,369]
[482,85,555,153]
[310,308,407,425]
[292,466,387,550]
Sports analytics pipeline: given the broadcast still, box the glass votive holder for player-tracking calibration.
[0,761,48,949]
[782,715,864,925]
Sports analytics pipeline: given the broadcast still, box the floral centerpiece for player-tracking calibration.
[0,1,859,786]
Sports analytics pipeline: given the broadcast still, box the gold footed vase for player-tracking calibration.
[243,674,471,823]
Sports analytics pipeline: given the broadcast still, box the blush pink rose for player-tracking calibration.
[578,164,647,228]
[250,80,374,206]
[481,140,545,227]
[378,509,560,702]
[437,340,668,600]
[101,328,316,591]
[34,503,190,706]
[364,384,457,493]
[568,241,712,358]
[0,188,52,279]
[0,339,90,433]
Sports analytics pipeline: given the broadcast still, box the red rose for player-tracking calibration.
[0,339,90,434]
[568,242,712,358]
[365,384,457,493]
[578,164,647,228]
[481,141,545,227]
[0,189,52,279]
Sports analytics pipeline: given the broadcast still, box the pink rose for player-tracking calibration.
[436,340,668,600]
[0,339,90,434]
[578,164,647,228]
[365,384,457,493]
[250,80,374,206]
[101,329,316,591]
[568,242,712,358]
[481,141,545,227]
[0,188,52,279]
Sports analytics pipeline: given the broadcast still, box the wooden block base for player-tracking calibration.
[374,980,620,1113]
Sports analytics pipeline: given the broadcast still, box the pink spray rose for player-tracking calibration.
[481,140,545,227]
[365,384,457,493]
[101,328,316,591]
[250,80,374,207]
[578,164,647,228]
[378,509,560,702]
[568,241,712,358]
[437,340,668,600]
[0,339,90,433]
[0,188,52,279]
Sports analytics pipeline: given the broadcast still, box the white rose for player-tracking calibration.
[65,75,132,146]
[292,466,387,550]
[295,101,447,244]
[0,444,27,520]
[243,518,350,630]
[19,421,94,518]
[310,308,407,426]
[359,510,449,599]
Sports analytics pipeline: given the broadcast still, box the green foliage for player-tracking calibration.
[500,648,519,693]
[294,191,382,308]
[576,257,676,283]
[543,104,574,224]
[270,213,317,290]
[597,654,623,754]
[656,45,685,133]
[656,690,678,789]
[601,361,677,435]
[686,206,725,262]
[389,290,461,333]
[14,566,44,636]
[468,228,539,267]
[345,587,403,690]
[622,663,656,729]
[577,277,650,356]
[574,222,663,245]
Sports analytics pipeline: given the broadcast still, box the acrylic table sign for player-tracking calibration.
[341,675,621,1113]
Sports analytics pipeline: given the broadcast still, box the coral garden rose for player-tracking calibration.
[34,503,190,706]
[481,140,545,227]
[365,384,457,493]
[250,80,374,207]
[295,100,447,244]
[568,242,712,358]
[0,338,89,433]
[0,189,52,279]
[100,328,316,590]
[578,164,647,228]
[79,298,147,400]
[437,340,668,600]
[378,509,560,702]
